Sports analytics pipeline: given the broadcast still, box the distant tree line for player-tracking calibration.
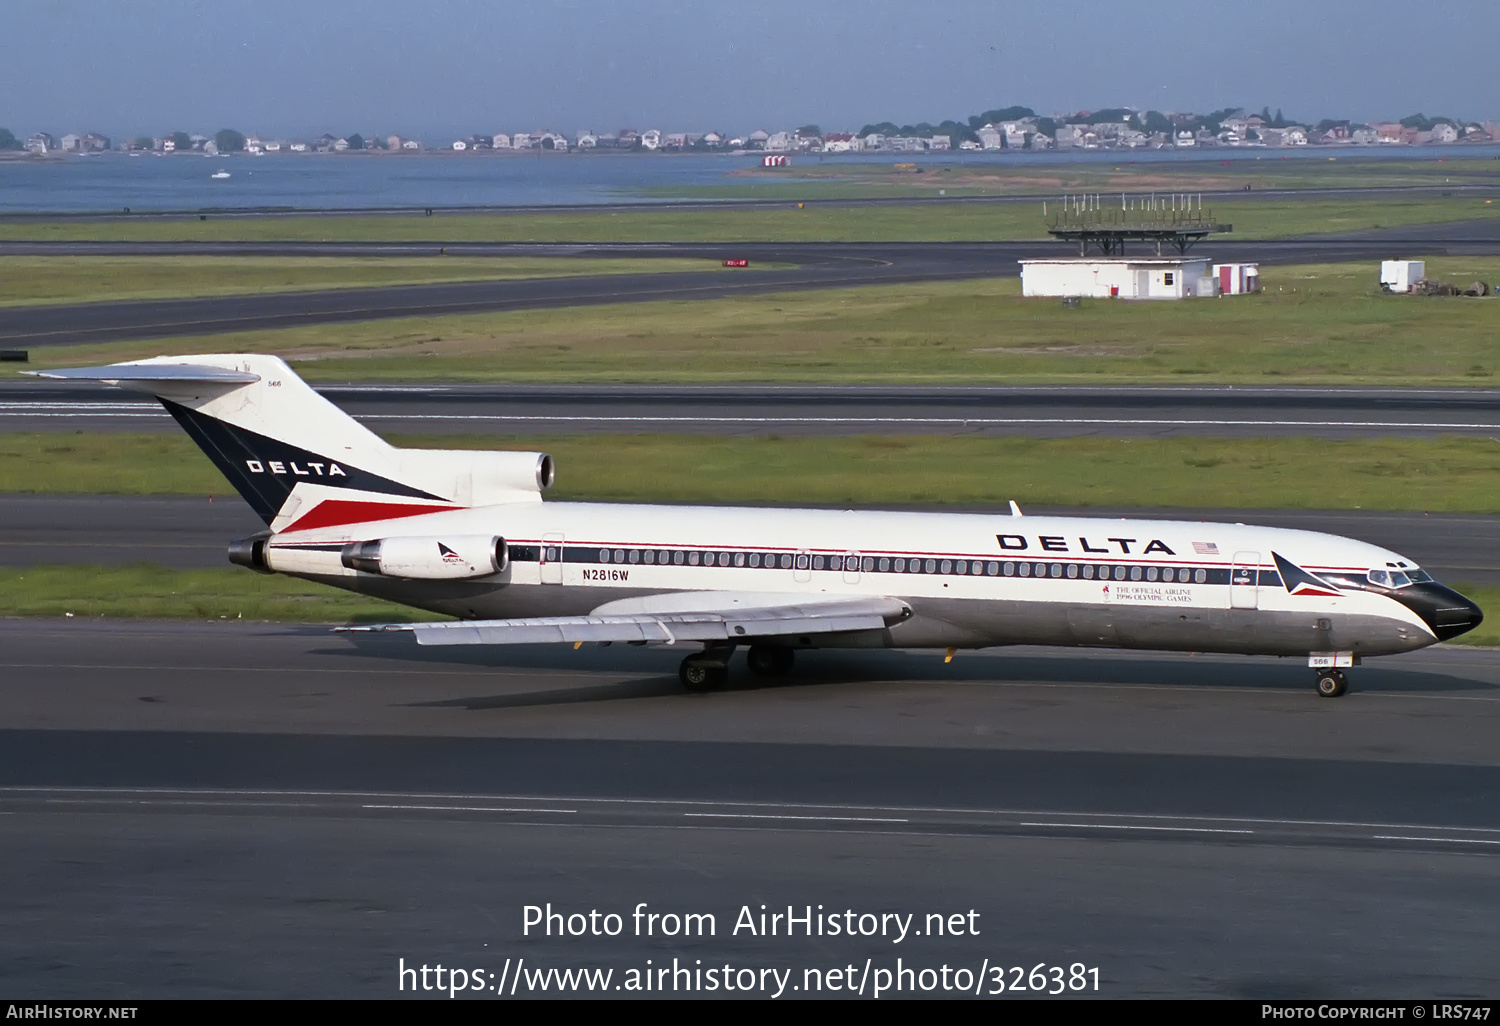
[857,119,979,148]
[1399,112,1459,131]
[0,128,20,150]
[854,102,1338,145]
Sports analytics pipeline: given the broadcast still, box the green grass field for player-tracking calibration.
[1,194,1495,244]
[6,431,1500,513]
[14,258,1500,385]
[0,255,735,307]
[0,563,441,622]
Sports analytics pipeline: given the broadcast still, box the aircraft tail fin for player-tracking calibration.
[29,355,553,529]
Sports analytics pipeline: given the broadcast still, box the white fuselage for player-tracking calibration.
[264,501,1449,659]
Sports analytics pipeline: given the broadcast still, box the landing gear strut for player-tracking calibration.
[746,645,795,678]
[1314,668,1348,698]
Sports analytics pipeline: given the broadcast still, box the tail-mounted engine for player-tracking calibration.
[340,536,509,580]
[227,534,274,574]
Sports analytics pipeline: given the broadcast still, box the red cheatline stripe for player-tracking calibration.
[282,499,459,533]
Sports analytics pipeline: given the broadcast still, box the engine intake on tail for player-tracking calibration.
[396,449,555,505]
[341,536,509,580]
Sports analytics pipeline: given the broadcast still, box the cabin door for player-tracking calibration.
[1230,551,1260,609]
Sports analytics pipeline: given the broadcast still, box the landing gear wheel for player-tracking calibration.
[746,645,795,678]
[679,657,728,693]
[1315,669,1348,698]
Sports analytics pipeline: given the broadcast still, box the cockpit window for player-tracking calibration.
[1368,567,1423,588]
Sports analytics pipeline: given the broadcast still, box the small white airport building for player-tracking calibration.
[1020,257,1213,299]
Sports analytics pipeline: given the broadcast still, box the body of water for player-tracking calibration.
[2,145,1497,214]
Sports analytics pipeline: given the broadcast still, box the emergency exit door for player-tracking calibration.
[541,533,564,584]
[842,551,861,584]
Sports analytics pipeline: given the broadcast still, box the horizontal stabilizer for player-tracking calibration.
[25,364,261,386]
[343,595,910,647]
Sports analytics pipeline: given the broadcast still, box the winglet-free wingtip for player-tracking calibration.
[1009,500,1023,517]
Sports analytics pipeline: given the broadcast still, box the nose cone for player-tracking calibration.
[1394,583,1484,642]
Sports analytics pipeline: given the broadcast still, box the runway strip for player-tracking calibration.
[16,401,1500,432]
[12,381,1500,437]
[4,785,1495,853]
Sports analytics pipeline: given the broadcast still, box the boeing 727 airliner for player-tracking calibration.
[33,355,1483,698]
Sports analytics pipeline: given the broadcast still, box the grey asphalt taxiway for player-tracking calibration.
[1,618,1497,997]
[14,380,1500,438]
[4,218,1500,347]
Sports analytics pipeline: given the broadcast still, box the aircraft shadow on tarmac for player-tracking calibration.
[322,634,1495,709]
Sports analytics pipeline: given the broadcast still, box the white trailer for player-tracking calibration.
[1380,260,1425,293]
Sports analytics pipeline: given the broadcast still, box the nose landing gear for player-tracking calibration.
[1315,668,1348,698]
[679,656,728,692]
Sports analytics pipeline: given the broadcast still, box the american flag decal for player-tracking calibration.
[1193,542,1219,555]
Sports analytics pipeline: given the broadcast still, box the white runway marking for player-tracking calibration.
[6,403,1500,432]
[1018,821,1255,834]
[6,788,1495,848]
[683,812,909,823]
[356,415,1500,431]
[362,804,578,814]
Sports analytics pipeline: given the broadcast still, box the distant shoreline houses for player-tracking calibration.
[5,107,1498,158]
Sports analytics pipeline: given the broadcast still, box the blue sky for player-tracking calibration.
[4,0,1494,138]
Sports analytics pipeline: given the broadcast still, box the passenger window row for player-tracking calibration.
[551,546,1249,585]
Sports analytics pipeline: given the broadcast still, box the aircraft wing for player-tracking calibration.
[342,593,911,647]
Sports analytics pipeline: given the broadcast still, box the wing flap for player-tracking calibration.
[343,595,909,647]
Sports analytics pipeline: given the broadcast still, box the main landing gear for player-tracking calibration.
[745,645,795,679]
[1314,668,1349,698]
[678,644,796,692]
